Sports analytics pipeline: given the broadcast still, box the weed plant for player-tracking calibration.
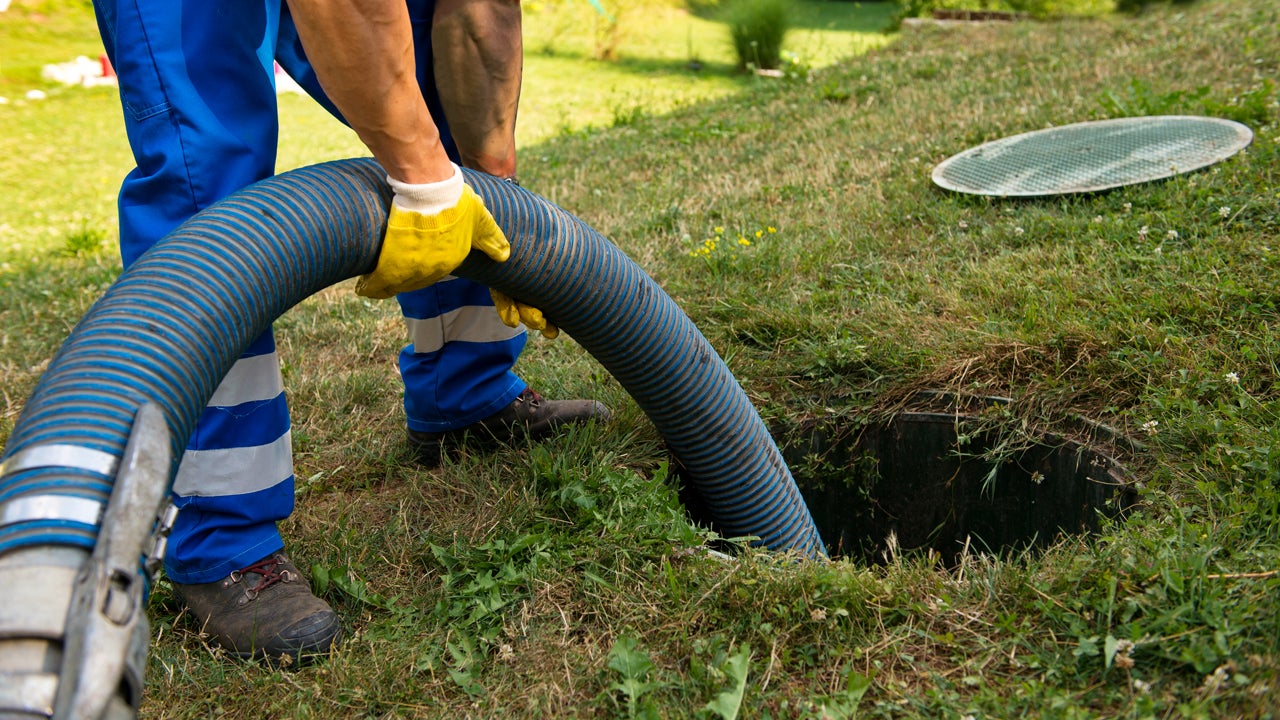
[721,0,791,71]
[2,0,1280,718]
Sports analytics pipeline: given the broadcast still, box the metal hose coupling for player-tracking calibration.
[0,404,175,720]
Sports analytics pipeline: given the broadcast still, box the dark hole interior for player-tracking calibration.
[679,403,1140,564]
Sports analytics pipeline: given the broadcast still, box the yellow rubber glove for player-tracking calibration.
[356,165,510,299]
[491,289,560,339]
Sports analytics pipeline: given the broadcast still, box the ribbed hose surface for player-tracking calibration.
[0,158,824,558]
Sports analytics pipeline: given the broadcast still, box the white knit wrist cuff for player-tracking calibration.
[387,164,464,215]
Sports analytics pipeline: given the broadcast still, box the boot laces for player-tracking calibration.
[230,555,296,600]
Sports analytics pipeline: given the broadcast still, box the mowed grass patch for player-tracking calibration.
[0,0,894,264]
[518,1,895,141]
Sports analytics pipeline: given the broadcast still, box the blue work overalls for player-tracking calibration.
[91,0,528,584]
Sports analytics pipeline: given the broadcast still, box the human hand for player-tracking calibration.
[491,289,559,339]
[356,165,510,299]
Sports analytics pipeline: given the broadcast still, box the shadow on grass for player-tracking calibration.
[688,0,899,33]
[532,48,741,78]
[528,0,897,83]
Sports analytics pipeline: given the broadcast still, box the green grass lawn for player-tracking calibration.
[2,0,1279,717]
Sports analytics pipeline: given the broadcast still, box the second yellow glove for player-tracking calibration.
[491,289,559,339]
[356,166,510,300]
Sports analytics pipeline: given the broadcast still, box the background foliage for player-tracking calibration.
[720,0,792,71]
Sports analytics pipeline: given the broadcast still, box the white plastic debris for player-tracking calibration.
[274,62,306,95]
[37,56,305,95]
[41,56,117,88]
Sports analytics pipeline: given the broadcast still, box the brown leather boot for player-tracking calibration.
[408,387,610,465]
[173,552,341,663]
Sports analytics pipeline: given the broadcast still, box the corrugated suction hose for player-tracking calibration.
[0,158,825,558]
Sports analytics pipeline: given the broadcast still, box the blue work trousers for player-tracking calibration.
[92,0,527,584]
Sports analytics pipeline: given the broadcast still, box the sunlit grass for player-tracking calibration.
[0,0,894,263]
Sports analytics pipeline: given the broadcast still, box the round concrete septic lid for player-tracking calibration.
[932,115,1254,197]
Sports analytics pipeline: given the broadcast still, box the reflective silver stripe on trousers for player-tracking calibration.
[407,303,525,354]
[208,352,285,407]
[171,429,293,497]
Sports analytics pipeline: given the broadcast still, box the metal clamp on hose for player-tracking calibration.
[0,494,105,529]
[0,445,121,534]
[146,501,180,581]
[52,403,173,720]
[0,444,120,479]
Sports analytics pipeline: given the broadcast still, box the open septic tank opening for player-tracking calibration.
[679,394,1140,564]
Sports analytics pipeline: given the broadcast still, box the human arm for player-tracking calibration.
[284,0,509,298]
[433,0,523,179]
[285,0,451,184]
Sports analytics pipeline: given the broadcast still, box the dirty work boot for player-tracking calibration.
[408,387,610,465]
[173,552,341,663]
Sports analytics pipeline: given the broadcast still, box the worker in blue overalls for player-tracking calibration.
[91,0,609,662]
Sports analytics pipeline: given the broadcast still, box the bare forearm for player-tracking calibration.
[286,0,454,183]
[433,0,522,178]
